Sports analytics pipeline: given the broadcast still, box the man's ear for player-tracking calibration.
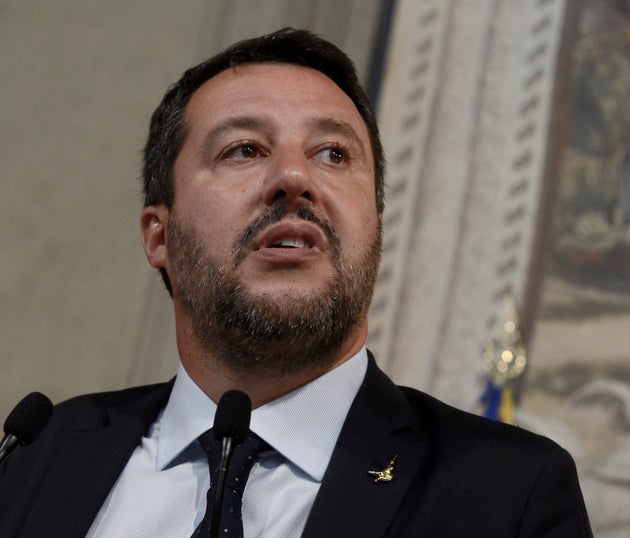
[140,205,170,270]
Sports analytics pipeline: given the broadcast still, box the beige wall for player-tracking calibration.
[2,1,203,416]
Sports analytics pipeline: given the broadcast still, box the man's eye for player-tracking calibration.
[321,146,347,164]
[223,143,260,160]
[239,144,259,158]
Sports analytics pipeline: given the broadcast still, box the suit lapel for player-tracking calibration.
[22,381,173,538]
[302,354,427,538]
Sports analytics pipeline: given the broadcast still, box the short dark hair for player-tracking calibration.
[142,27,385,212]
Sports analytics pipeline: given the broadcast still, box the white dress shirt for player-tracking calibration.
[86,348,367,538]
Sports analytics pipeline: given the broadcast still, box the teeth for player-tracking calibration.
[273,238,310,248]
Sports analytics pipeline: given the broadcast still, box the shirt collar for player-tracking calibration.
[156,363,217,471]
[157,348,368,482]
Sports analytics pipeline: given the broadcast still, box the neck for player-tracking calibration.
[176,320,368,408]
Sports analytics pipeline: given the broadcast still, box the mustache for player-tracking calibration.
[232,204,341,266]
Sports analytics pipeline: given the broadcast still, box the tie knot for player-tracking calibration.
[198,429,270,454]
[198,429,271,496]
[198,428,218,454]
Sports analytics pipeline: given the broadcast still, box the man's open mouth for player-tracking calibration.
[270,238,312,248]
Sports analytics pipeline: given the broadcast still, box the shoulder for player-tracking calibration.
[398,383,574,481]
[55,382,172,414]
[382,384,592,535]
[402,383,562,448]
[50,380,174,431]
[0,381,174,482]
[365,353,562,461]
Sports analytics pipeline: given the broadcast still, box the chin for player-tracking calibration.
[245,281,329,300]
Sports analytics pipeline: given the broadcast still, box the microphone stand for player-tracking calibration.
[210,436,236,538]
[0,433,19,465]
[208,390,251,538]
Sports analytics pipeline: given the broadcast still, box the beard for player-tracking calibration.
[167,204,382,378]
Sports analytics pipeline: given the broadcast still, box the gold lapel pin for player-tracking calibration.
[368,455,398,483]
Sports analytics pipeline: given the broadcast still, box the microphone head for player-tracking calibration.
[213,390,251,443]
[4,392,53,445]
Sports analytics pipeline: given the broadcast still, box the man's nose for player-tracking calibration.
[261,150,320,208]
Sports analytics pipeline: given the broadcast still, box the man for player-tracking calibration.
[0,28,592,537]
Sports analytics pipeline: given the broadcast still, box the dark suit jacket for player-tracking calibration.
[0,354,592,537]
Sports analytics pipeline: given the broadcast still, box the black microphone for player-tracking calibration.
[0,392,53,465]
[210,390,251,538]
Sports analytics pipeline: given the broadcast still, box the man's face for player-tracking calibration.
[159,63,381,374]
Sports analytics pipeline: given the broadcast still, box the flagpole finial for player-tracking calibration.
[482,298,527,386]
[481,298,527,423]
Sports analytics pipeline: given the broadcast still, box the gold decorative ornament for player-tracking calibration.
[482,299,527,386]
[480,298,528,424]
[368,455,398,483]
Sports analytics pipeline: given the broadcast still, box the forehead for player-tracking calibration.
[183,63,370,142]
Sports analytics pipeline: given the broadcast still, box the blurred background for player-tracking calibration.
[1,0,628,534]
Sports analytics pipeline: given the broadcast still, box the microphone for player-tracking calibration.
[0,392,53,465]
[210,390,251,538]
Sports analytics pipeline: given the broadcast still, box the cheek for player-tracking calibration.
[173,196,243,256]
[337,207,380,260]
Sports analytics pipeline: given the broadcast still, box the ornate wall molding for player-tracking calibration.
[367,0,454,389]
[368,0,568,410]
